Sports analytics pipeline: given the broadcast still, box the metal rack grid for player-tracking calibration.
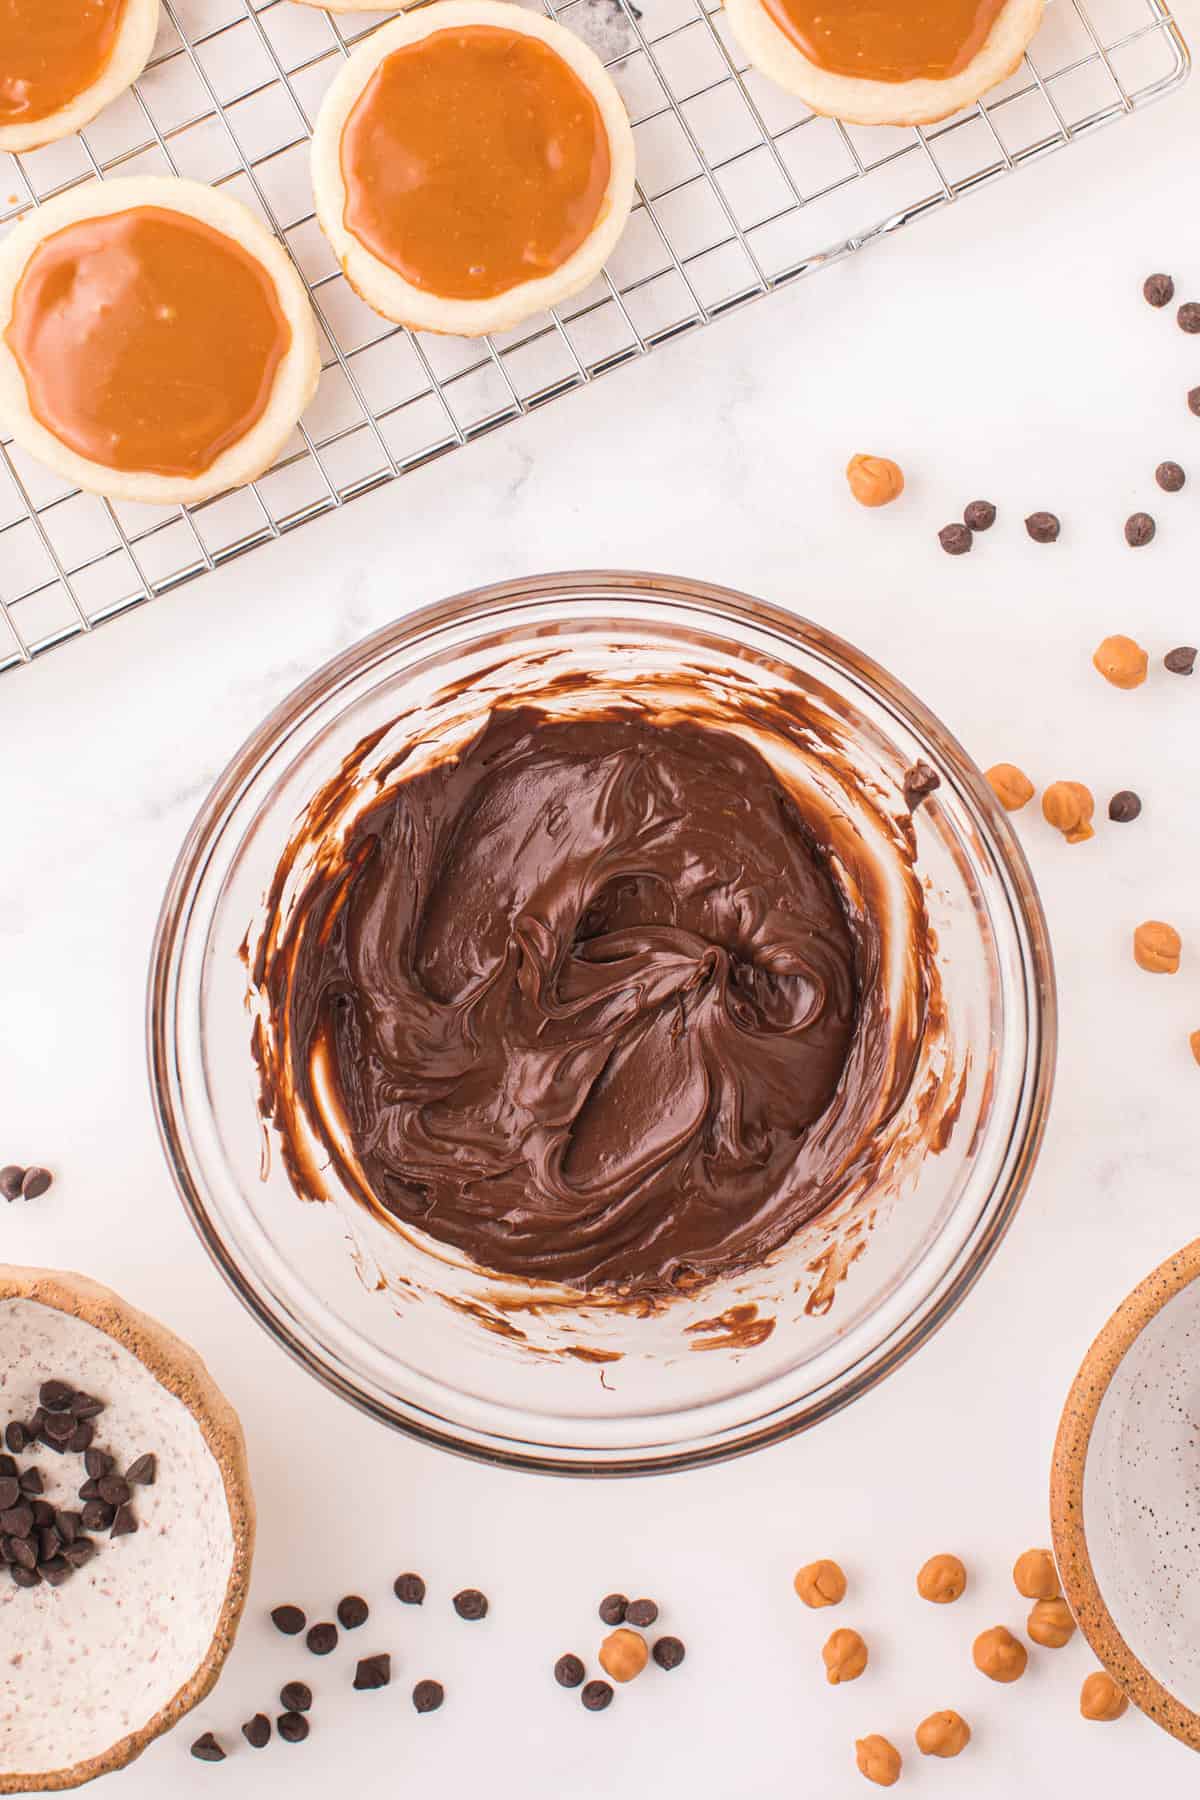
[0,0,1188,675]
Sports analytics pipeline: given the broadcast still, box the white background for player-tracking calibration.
[3,17,1200,1795]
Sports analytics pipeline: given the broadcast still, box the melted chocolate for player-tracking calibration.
[259,701,925,1296]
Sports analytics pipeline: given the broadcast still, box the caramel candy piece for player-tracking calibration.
[1042,781,1095,843]
[1092,634,1149,690]
[1080,1671,1128,1722]
[916,1554,966,1605]
[855,1735,902,1787]
[1027,1597,1075,1648]
[915,1711,971,1758]
[822,1627,868,1685]
[761,0,1008,83]
[985,764,1034,812]
[846,454,904,508]
[341,26,611,302]
[794,1559,847,1608]
[973,1625,1027,1683]
[1134,920,1181,974]
[1012,1548,1059,1601]
[598,1628,648,1684]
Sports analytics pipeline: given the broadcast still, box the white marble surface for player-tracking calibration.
[4,25,1200,1794]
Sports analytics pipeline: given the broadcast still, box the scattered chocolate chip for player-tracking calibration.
[56,1510,80,1543]
[1125,511,1156,547]
[0,1478,18,1511]
[97,1475,130,1507]
[77,1478,101,1502]
[9,1539,36,1571]
[70,1393,104,1421]
[0,1505,33,1538]
[17,1468,40,1496]
[190,1733,226,1763]
[0,1167,23,1201]
[337,1593,369,1630]
[1156,460,1185,492]
[277,1711,310,1744]
[453,1588,488,1621]
[1108,790,1142,822]
[0,1456,13,1477]
[581,1680,614,1712]
[39,1557,70,1587]
[652,1636,687,1670]
[20,1168,52,1201]
[353,1653,391,1691]
[963,499,996,532]
[67,1423,94,1454]
[1144,272,1175,307]
[1190,387,1200,417]
[555,1654,586,1688]
[41,1413,73,1448]
[110,1504,138,1538]
[280,1681,312,1713]
[38,1381,74,1414]
[938,522,972,556]
[271,1603,306,1635]
[599,1593,628,1625]
[393,1571,426,1605]
[80,1500,115,1533]
[84,1449,112,1480]
[125,1454,156,1486]
[242,1713,271,1749]
[626,1598,659,1628]
[413,1679,445,1714]
[10,1563,38,1588]
[1025,511,1060,543]
[903,761,941,810]
[30,1500,53,1529]
[1179,302,1200,334]
[4,1424,26,1453]
[38,1527,60,1562]
[306,1621,338,1656]
[1165,645,1196,674]
[62,1538,95,1568]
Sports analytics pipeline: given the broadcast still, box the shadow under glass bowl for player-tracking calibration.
[148,571,1056,1476]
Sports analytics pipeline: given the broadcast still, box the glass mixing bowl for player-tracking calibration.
[149,572,1055,1475]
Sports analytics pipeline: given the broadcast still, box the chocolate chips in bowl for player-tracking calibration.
[152,572,1054,1474]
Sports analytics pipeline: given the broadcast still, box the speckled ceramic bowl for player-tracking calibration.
[1052,1238,1200,1751]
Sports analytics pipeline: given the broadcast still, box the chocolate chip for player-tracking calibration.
[555,1654,586,1688]
[70,1393,104,1421]
[413,1679,444,1714]
[337,1593,369,1630]
[97,1476,130,1507]
[0,1167,23,1201]
[1190,387,1200,417]
[242,1714,271,1749]
[17,1468,41,1496]
[4,1424,26,1453]
[280,1681,312,1713]
[581,1680,614,1712]
[191,1732,226,1763]
[963,499,996,532]
[77,1479,101,1501]
[10,1564,39,1588]
[62,1537,95,1568]
[9,1538,36,1571]
[277,1712,310,1744]
[38,1381,74,1414]
[1156,460,1185,492]
[0,1456,13,1478]
[904,761,941,810]
[110,1504,138,1538]
[125,1454,156,1486]
[80,1500,114,1533]
[38,1556,70,1587]
[56,1510,80,1543]
[598,1593,628,1626]
[938,523,972,556]
[353,1653,391,1691]
[67,1423,94,1455]
[1,1505,33,1538]
[1144,272,1175,307]
[1165,645,1196,674]
[41,1413,74,1448]
[20,1167,51,1201]
[30,1500,53,1528]
[84,1449,111,1480]
[0,1478,19,1511]
[1125,511,1156,547]
[626,1598,659,1628]
[272,1603,306,1635]
[453,1588,488,1621]
[306,1621,338,1656]
[1179,302,1200,334]
[393,1571,426,1605]
[1025,511,1060,543]
[38,1527,60,1563]
[652,1635,687,1670]
[1108,790,1142,822]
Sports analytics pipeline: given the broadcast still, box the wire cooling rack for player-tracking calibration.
[0,0,1188,673]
